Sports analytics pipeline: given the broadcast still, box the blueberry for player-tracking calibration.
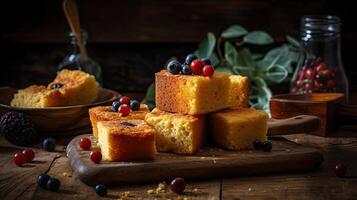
[167,60,181,74]
[43,138,56,151]
[51,83,64,90]
[253,140,263,150]
[262,141,272,152]
[181,64,192,75]
[112,101,120,112]
[130,100,140,111]
[37,173,51,189]
[201,58,211,65]
[47,178,60,192]
[95,184,107,196]
[185,54,198,65]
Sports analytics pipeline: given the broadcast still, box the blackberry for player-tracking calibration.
[0,112,38,146]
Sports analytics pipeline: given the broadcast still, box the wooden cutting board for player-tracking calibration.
[67,134,323,186]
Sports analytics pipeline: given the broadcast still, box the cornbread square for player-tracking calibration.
[48,69,99,106]
[145,108,205,155]
[89,104,150,138]
[10,85,64,108]
[208,108,268,150]
[97,120,157,161]
[155,70,248,115]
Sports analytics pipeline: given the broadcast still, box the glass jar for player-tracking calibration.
[290,15,348,101]
[58,30,103,85]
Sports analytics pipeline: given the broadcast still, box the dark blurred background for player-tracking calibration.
[1,0,356,99]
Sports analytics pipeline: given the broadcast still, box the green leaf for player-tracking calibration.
[286,35,300,48]
[196,32,216,58]
[232,66,255,77]
[224,41,239,66]
[221,25,248,39]
[144,83,155,103]
[237,48,254,67]
[252,53,265,61]
[215,67,234,74]
[243,31,274,45]
[209,52,220,67]
[265,64,289,83]
[260,45,290,70]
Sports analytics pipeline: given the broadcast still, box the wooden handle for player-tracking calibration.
[63,0,88,60]
[268,115,321,136]
[338,104,357,125]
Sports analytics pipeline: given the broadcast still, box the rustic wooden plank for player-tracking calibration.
[66,134,322,186]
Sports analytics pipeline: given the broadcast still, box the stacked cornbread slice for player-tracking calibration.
[145,69,268,154]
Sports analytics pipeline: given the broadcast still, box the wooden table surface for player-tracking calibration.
[1,126,357,200]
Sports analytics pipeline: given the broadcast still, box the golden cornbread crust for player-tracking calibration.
[89,104,150,138]
[145,108,205,155]
[10,85,64,108]
[209,108,268,150]
[48,69,99,106]
[155,70,249,115]
[11,69,99,108]
[97,120,157,161]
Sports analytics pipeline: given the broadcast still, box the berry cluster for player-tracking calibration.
[37,173,61,192]
[291,58,342,94]
[167,54,214,77]
[14,149,35,166]
[253,140,272,152]
[112,96,140,116]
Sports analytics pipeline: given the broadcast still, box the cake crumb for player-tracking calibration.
[193,188,198,192]
[248,187,252,192]
[155,182,166,193]
[200,156,206,159]
[147,189,155,194]
[62,172,72,177]
[118,191,131,200]
[213,159,217,164]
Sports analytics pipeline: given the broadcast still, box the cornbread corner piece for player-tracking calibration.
[47,69,99,106]
[89,104,150,138]
[208,108,268,150]
[10,85,64,108]
[155,70,248,115]
[145,108,205,155]
[97,120,157,161]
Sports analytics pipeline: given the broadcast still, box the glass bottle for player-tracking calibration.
[58,30,103,85]
[290,15,348,101]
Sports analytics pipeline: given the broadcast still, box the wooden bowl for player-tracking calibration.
[0,87,119,137]
[270,93,344,136]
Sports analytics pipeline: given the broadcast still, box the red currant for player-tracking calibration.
[305,69,315,80]
[296,80,303,87]
[118,104,131,116]
[190,59,205,75]
[170,177,186,194]
[14,151,27,166]
[119,96,130,105]
[79,137,91,150]
[202,65,214,77]
[22,149,35,163]
[327,80,335,89]
[314,81,324,89]
[316,63,326,72]
[90,150,102,164]
[335,163,347,177]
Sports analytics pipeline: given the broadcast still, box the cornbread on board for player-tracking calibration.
[208,108,268,150]
[11,69,99,108]
[97,120,157,161]
[145,108,205,155]
[155,70,248,115]
[89,104,150,138]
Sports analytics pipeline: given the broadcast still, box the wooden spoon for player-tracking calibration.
[63,0,88,61]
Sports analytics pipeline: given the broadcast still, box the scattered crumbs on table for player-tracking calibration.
[62,172,72,177]
[147,189,155,194]
[294,139,299,143]
[118,191,132,200]
[176,196,187,200]
[248,187,252,192]
[193,188,199,192]
[200,156,206,159]
[155,181,166,193]
[213,159,217,164]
